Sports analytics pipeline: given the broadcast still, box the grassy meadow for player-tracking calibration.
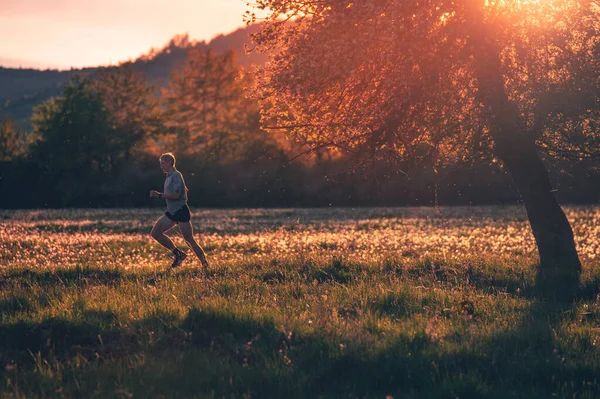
[1,206,600,398]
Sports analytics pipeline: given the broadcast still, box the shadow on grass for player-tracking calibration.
[2,300,599,398]
[307,300,599,399]
[0,307,299,397]
[3,260,600,397]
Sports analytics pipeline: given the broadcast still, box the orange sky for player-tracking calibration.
[0,0,255,70]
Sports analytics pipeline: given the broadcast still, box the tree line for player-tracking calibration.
[0,45,598,210]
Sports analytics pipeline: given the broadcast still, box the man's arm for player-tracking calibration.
[149,190,180,200]
[161,192,180,200]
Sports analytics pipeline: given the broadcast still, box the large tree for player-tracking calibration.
[248,0,600,299]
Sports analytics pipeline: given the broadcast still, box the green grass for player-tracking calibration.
[1,207,600,398]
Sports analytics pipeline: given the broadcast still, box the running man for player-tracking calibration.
[149,152,209,270]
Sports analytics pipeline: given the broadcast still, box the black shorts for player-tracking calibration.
[165,204,191,223]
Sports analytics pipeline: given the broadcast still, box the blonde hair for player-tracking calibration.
[159,152,176,167]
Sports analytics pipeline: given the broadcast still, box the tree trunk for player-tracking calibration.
[470,27,581,301]
[496,139,581,300]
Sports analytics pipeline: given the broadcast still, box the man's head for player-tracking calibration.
[159,152,176,174]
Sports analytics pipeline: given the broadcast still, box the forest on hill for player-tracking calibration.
[0,25,266,130]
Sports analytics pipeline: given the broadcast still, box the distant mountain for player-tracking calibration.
[0,67,98,129]
[0,24,267,130]
[0,56,63,70]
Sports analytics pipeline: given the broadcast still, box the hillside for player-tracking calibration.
[0,24,267,130]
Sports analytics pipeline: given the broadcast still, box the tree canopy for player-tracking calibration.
[92,65,164,160]
[0,115,27,161]
[248,0,600,166]
[30,77,120,205]
[163,47,290,164]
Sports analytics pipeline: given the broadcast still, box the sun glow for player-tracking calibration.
[0,0,255,70]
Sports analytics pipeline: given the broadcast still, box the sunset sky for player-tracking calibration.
[0,0,254,70]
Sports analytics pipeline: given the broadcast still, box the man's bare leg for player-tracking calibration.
[151,214,177,251]
[179,221,209,269]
